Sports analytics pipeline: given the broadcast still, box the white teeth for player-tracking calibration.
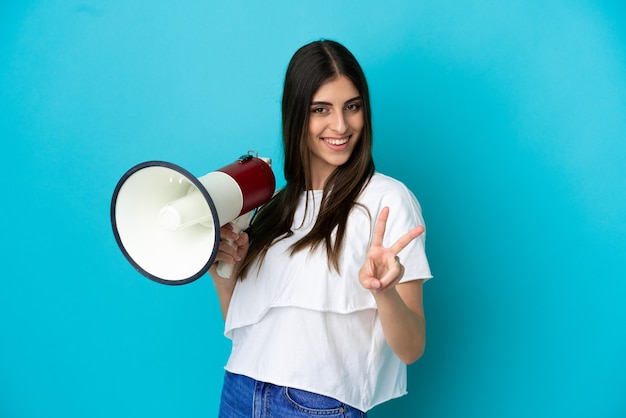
[324,137,348,145]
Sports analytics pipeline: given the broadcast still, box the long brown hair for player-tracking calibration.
[237,39,375,277]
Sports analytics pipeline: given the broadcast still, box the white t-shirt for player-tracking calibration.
[223,173,432,412]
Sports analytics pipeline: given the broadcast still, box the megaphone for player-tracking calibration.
[110,151,276,285]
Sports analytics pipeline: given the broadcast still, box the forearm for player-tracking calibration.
[208,227,248,321]
[210,274,237,320]
[373,285,426,364]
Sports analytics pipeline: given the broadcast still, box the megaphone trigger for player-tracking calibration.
[216,210,254,279]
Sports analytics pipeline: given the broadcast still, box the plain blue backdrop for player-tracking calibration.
[1,1,625,417]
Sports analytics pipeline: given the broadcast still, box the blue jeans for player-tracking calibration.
[219,371,367,417]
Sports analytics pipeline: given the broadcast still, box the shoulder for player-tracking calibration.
[366,172,410,191]
[354,172,427,232]
[362,173,421,207]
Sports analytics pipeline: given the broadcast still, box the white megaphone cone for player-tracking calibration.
[111,151,275,285]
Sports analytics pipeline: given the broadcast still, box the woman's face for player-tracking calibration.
[306,75,364,189]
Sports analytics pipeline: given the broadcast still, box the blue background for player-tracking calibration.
[2,1,625,417]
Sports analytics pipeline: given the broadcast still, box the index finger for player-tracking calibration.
[389,225,424,255]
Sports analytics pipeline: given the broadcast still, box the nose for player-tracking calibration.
[330,110,347,133]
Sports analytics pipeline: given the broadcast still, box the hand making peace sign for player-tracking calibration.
[359,206,425,293]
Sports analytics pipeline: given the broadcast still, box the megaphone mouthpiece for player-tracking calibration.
[158,188,215,231]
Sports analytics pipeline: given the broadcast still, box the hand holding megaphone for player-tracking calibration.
[111,151,275,285]
[215,210,254,279]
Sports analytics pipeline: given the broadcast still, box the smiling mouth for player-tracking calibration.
[322,136,349,146]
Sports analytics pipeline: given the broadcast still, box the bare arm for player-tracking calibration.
[208,224,249,320]
[359,206,427,364]
[372,280,426,364]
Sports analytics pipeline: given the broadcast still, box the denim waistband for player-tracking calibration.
[219,371,367,417]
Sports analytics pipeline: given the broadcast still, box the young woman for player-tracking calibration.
[209,39,432,417]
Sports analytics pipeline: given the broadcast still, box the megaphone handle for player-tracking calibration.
[216,211,254,279]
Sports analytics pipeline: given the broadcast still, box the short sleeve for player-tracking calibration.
[358,174,432,282]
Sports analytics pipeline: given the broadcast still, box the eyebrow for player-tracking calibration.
[310,96,362,106]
